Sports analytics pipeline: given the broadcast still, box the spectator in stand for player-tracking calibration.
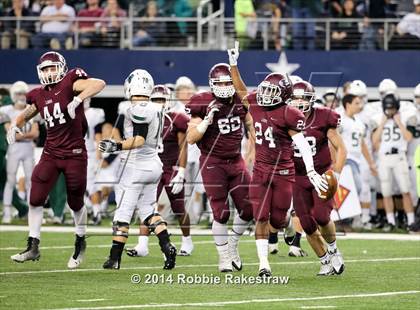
[133,0,166,47]
[1,0,34,49]
[99,0,127,47]
[256,0,282,50]
[157,0,193,45]
[77,0,103,47]
[31,0,76,50]
[290,0,324,50]
[331,0,361,49]
[390,0,420,49]
[234,0,257,49]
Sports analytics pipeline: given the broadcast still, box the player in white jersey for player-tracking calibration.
[1,81,39,223]
[99,69,176,270]
[372,93,416,231]
[348,80,378,228]
[83,98,105,224]
[339,94,377,211]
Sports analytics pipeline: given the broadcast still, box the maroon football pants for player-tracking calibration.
[249,168,293,229]
[30,152,87,211]
[293,175,334,235]
[157,167,185,215]
[199,155,253,224]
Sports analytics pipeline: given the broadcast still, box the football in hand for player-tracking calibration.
[319,169,338,201]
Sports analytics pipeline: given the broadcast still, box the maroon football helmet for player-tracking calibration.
[208,63,235,98]
[37,51,68,85]
[256,73,293,107]
[289,81,316,113]
[150,84,171,108]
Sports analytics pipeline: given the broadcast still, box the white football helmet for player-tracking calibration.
[124,69,154,99]
[349,80,367,101]
[378,79,397,98]
[414,83,420,107]
[10,81,29,107]
[290,75,303,84]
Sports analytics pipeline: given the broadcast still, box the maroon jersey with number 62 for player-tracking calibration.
[293,106,341,176]
[26,68,89,158]
[159,111,189,168]
[247,91,305,175]
[186,91,247,160]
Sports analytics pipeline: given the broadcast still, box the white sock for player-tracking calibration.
[92,204,100,217]
[230,214,250,247]
[361,208,370,224]
[327,240,337,253]
[216,243,229,257]
[386,212,396,225]
[137,235,149,249]
[182,235,192,244]
[406,212,415,226]
[212,221,228,246]
[28,206,43,239]
[256,239,269,270]
[319,252,330,264]
[73,207,87,236]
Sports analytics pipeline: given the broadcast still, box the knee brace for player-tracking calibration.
[112,221,129,243]
[143,213,167,234]
[299,214,318,235]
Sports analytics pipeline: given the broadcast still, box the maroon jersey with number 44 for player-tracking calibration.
[159,111,189,168]
[247,91,305,175]
[186,91,247,160]
[26,68,89,158]
[293,106,341,176]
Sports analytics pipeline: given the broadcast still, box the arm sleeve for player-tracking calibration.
[185,94,206,119]
[132,122,149,139]
[69,68,90,84]
[174,112,190,133]
[292,132,315,173]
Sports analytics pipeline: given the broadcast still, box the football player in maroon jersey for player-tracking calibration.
[289,81,347,275]
[126,84,194,257]
[228,42,328,277]
[7,51,106,269]
[186,63,255,272]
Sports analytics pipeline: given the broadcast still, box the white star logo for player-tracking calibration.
[265,52,300,75]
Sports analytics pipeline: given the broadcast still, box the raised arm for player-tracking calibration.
[228,41,250,108]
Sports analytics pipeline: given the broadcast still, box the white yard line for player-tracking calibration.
[1,257,419,276]
[75,300,108,303]
[1,225,419,241]
[301,307,337,309]
[43,291,420,310]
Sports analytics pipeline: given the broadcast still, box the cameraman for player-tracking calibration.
[372,93,416,231]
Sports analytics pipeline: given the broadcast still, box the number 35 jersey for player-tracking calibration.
[293,106,341,176]
[247,91,305,175]
[27,68,89,158]
[186,91,247,160]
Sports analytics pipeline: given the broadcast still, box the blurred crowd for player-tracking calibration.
[0,0,419,49]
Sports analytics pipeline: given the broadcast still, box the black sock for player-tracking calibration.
[157,229,171,251]
[110,240,124,260]
[292,232,302,247]
[268,232,278,244]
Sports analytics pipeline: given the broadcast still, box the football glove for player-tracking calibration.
[169,167,185,195]
[98,139,122,153]
[67,96,83,119]
[307,169,328,197]
[6,124,22,145]
[227,40,240,66]
[196,103,221,134]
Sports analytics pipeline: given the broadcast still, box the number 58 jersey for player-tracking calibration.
[247,91,305,175]
[186,91,248,159]
[27,68,89,158]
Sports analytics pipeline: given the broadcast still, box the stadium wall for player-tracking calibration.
[2,50,419,97]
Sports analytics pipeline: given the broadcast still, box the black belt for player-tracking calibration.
[385,148,399,155]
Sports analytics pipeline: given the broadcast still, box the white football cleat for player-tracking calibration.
[329,249,345,274]
[228,237,242,271]
[317,261,335,276]
[258,257,271,277]
[67,235,86,269]
[288,245,308,257]
[2,205,12,224]
[268,243,279,254]
[219,251,233,272]
[179,236,194,256]
[126,246,149,257]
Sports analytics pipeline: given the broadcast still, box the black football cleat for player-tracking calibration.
[103,257,121,269]
[67,235,86,269]
[162,243,177,270]
[11,237,41,263]
[258,268,272,278]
